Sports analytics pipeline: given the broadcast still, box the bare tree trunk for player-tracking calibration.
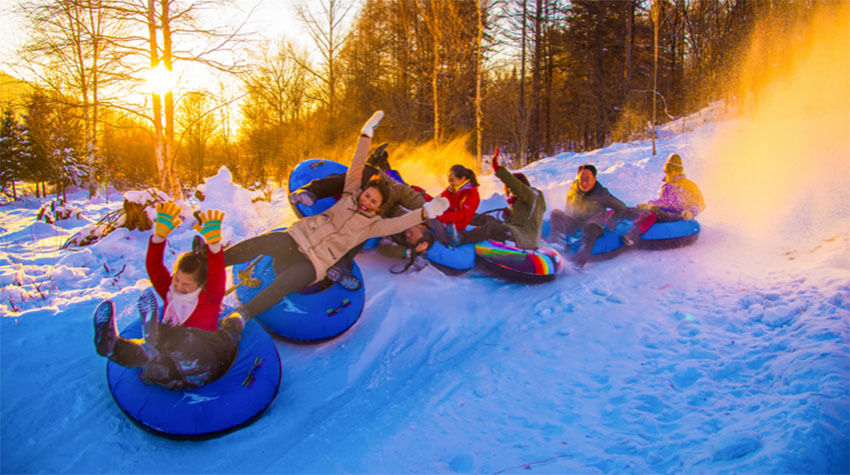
[147,0,166,192]
[161,0,178,198]
[519,0,528,167]
[652,0,659,156]
[475,0,484,171]
[530,0,543,162]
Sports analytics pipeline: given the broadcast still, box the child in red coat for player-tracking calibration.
[428,164,481,246]
[92,203,244,390]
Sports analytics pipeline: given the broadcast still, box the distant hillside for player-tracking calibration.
[0,71,33,111]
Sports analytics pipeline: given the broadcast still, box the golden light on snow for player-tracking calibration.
[701,3,850,245]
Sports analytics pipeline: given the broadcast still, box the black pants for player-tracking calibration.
[459,214,512,244]
[301,165,376,199]
[549,209,604,253]
[224,231,317,320]
[109,319,242,390]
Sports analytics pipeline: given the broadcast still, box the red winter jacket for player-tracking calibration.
[437,182,480,230]
[145,237,225,332]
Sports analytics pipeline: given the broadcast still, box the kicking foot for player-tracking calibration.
[288,189,317,207]
[326,263,362,291]
[366,142,390,172]
[138,288,159,340]
[220,311,246,339]
[570,245,590,270]
[93,300,118,357]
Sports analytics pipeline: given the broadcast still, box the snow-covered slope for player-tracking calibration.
[1,104,848,473]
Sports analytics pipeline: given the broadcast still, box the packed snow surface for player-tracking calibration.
[1,104,848,473]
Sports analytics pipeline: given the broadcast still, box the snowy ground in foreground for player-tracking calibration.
[1,104,849,473]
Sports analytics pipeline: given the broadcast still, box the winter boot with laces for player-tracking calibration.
[93,300,118,357]
[326,262,362,291]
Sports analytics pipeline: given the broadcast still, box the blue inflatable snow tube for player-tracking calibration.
[106,317,281,439]
[288,158,348,219]
[542,218,629,260]
[426,241,477,272]
[233,253,365,342]
[638,219,701,249]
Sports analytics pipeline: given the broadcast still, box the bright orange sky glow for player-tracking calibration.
[701,3,850,247]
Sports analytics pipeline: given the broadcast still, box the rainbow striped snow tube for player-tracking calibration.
[474,240,564,283]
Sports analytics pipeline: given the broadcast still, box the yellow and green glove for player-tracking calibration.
[153,201,183,239]
[194,209,225,245]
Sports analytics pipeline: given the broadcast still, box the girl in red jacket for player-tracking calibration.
[429,164,481,246]
[92,203,244,390]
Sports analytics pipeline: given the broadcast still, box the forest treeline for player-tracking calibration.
[0,0,824,200]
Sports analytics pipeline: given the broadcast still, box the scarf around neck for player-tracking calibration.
[163,284,202,326]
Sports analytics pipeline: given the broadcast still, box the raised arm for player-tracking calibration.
[368,197,449,239]
[345,111,384,195]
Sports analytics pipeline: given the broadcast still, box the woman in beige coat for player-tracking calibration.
[223,111,449,325]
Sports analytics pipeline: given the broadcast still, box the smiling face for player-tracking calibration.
[358,186,384,213]
[578,169,597,193]
[172,270,201,294]
[447,171,462,190]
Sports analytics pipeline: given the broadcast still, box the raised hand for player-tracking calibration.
[194,209,225,245]
[153,201,183,239]
[491,147,501,173]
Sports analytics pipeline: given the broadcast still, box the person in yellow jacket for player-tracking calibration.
[620,153,706,246]
[639,153,705,222]
[223,111,449,327]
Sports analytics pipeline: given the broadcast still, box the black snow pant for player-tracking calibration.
[459,214,513,244]
[300,164,377,199]
[549,209,604,257]
[109,319,242,390]
[224,231,317,320]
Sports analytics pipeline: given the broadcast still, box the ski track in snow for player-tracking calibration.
[1,105,849,473]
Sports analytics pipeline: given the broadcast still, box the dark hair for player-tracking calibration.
[449,164,479,187]
[391,225,435,275]
[512,172,530,187]
[176,251,208,287]
[577,164,597,177]
[417,226,435,250]
[364,176,391,209]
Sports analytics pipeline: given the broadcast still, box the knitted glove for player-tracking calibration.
[424,196,450,219]
[153,201,183,239]
[361,110,384,138]
[491,147,501,173]
[194,209,225,245]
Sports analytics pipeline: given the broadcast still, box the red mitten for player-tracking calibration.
[491,147,501,173]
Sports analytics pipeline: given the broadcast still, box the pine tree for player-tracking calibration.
[0,108,32,200]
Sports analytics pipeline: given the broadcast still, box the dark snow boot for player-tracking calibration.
[288,189,317,207]
[93,300,118,357]
[138,288,159,343]
[326,263,362,291]
[570,243,591,270]
[366,142,390,172]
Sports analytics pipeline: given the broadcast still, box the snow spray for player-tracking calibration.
[699,2,850,248]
